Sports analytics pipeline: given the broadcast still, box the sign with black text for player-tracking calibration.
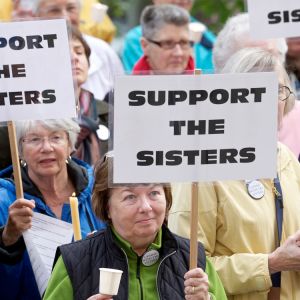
[113,73,278,183]
[0,19,76,121]
[248,0,300,39]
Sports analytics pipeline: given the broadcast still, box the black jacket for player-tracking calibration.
[56,225,206,300]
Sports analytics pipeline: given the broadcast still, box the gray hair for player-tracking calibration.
[15,119,80,156]
[141,4,190,40]
[221,47,294,115]
[213,13,288,72]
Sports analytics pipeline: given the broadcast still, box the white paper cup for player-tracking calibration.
[91,3,108,23]
[189,22,207,43]
[99,268,123,296]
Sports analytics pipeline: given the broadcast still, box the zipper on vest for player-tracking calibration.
[136,256,143,300]
[156,250,176,299]
[120,248,130,299]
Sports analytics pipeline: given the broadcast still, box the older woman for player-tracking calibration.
[0,119,106,300]
[169,48,300,300]
[43,154,227,300]
[133,4,194,75]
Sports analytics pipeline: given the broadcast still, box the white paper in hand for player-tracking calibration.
[23,212,73,296]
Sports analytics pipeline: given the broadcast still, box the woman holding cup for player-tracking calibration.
[44,153,227,300]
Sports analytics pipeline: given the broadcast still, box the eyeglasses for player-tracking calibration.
[278,85,294,102]
[147,39,194,50]
[22,134,67,148]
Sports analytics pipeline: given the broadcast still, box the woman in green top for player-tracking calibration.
[44,153,227,300]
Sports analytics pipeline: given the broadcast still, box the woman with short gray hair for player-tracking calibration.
[0,118,106,300]
[133,4,194,74]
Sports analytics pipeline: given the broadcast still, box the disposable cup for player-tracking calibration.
[189,22,207,43]
[91,3,108,23]
[99,268,123,296]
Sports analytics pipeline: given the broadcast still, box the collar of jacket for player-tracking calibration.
[132,55,195,75]
[1,158,89,201]
[103,224,178,260]
[111,225,162,259]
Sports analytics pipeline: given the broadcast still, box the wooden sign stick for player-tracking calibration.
[190,69,202,269]
[190,182,199,269]
[7,121,24,199]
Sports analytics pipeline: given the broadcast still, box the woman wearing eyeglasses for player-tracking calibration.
[133,4,194,75]
[169,48,300,300]
[0,119,106,300]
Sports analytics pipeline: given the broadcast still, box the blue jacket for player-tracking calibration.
[0,159,106,300]
[122,17,216,73]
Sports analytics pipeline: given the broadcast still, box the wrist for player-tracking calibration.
[2,227,20,247]
[268,251,281,274]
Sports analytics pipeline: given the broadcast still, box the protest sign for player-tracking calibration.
[1,20,77,296]
[248,0,300,39]
[0,19,76,121]
[113,72,278,183]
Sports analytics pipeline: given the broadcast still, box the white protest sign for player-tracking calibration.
[0,19,76,121]
[248,0,300,39]
[23,212,73,296]
[113,73,278,183]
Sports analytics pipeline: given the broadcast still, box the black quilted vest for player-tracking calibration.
[56,225,206,300]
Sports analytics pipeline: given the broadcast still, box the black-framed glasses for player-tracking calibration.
[147,38,194,50]
[278,85,294,102]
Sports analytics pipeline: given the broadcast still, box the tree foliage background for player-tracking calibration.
[192,0,245,33]
[100,0,246,34]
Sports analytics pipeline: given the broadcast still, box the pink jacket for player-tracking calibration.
[278,101,300,160]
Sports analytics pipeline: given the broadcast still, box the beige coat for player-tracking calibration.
[169,143,300,300]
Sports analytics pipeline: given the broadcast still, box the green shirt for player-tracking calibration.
[111,227,161,300]
[43,229,227,300]
[43,229,162,300]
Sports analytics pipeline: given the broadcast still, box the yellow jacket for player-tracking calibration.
[169,143,300,300]
[79,0,116,43]
[0,0,12,21]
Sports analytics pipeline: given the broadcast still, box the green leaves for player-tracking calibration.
[191,0,245,34]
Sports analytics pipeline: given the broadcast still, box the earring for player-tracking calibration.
[20,159,27,167]
[65,156,72,164]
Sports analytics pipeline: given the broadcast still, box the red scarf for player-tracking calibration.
[132,55,195,74]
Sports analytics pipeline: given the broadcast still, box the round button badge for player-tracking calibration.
[142,250,159,266]
[247,180,265,199]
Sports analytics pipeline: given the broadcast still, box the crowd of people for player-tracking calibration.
[0,0,300,299]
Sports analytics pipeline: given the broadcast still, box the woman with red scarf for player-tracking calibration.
[133,4,194,75]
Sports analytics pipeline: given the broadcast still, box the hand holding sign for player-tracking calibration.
[2,198,35,246]
[268,229,300,273]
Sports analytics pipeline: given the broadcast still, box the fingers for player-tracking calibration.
[10,198,35,210]
[293,229,300,240]
[184,268,209,299]
[184,267,207,280]
[3,199,35,246]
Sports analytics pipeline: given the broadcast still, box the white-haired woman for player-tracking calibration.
[0,119,106,300]
[169,48,300,300]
